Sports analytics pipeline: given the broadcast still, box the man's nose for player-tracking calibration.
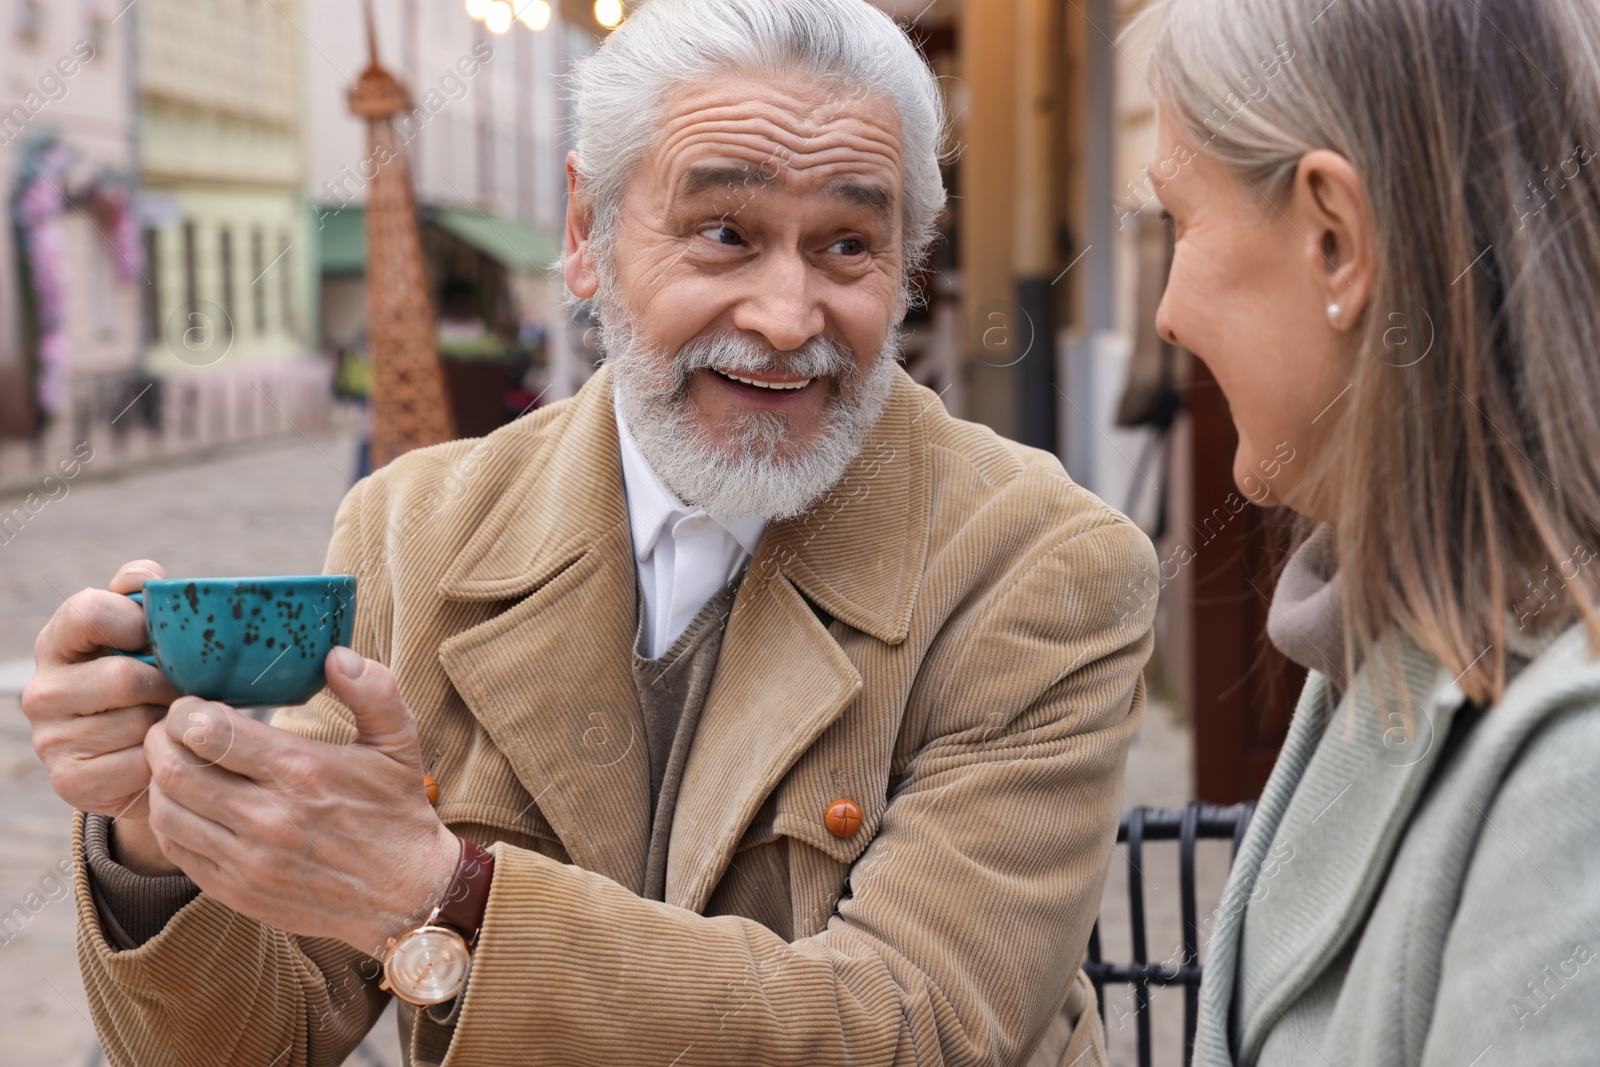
[729,249,826,353]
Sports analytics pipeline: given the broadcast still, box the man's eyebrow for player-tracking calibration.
[830,180,895,220]
[677,165,896,221]
[679,163,778,197]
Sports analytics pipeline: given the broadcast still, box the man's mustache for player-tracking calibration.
[672,333,859,390]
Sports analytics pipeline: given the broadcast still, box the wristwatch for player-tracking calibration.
[379,837,496,1006]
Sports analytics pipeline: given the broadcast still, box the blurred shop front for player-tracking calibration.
[316,202,559,443]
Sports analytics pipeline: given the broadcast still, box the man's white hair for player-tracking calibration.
[569,0,949,285]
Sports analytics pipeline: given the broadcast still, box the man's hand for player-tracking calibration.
[22,560,183,876]
[142,646,460,956]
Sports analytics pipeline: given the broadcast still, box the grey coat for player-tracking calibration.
[1193,620,1600,1066]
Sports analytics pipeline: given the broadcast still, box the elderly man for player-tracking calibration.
[23,1,1156,1064]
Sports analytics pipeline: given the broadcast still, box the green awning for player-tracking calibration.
[428,207,560,274]
[313,203,559,277]
[315,205,367,277]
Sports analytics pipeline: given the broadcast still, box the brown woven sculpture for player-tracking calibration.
[349,1,456,469]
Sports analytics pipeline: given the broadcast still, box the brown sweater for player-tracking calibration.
[635,574,742,901]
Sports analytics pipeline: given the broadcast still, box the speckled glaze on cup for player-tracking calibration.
[119,576,356,708]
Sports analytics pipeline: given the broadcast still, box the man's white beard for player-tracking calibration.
[604,307,900,523]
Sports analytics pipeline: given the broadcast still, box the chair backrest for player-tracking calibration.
[1083,802,1256,1067]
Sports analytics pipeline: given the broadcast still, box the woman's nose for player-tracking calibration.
[1155,292,1180,348]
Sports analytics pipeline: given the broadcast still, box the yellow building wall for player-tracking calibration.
[135,0,314,377]
[143,188,314,375]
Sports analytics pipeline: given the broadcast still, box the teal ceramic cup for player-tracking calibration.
[116,576,356,708]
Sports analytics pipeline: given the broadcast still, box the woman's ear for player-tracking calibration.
[1293,149,1375,330]
[564,151,600,300]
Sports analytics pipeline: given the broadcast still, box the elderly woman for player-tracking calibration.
[1139,0,1600,1063]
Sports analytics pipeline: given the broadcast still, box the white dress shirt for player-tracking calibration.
[616,410,767,658]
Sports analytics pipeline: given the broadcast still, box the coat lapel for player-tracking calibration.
[663,569,865,911]
[436,372,653,893]
[665,371,934,912]
[433,366,937,906]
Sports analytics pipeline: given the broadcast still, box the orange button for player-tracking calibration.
[424,772,440,807]
[825,798,862,839]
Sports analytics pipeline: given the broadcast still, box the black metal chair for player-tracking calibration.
[1083,802,1256,1067]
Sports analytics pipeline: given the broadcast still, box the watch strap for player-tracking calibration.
[435,837,495,942]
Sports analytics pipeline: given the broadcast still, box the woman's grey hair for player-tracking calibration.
[1138,0,1600,705]
[568,0,948,293]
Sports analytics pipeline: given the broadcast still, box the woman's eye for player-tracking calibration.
[828,237,866,256]
[698,225,744,246]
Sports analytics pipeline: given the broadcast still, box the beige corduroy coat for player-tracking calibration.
[73,366,1158,1067]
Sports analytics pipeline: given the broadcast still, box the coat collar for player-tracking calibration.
[437,364,931,644]
[435,364,932,899]
[1207,615,1600,1064]
[1230,631,1473,1060]
[614,406,767,567]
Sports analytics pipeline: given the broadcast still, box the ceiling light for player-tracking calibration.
[594,0,623,29]
[486,0,514,33]
[465,0,491,19]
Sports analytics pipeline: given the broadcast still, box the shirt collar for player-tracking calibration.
[614,406,767,563]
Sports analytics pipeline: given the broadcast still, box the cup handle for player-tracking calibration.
[110,591,158,667]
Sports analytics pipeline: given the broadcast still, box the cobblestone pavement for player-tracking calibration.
[0,427,404,1067]
[0,426,1211,1067]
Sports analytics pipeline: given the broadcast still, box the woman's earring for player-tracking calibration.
[1327,303,1342,324]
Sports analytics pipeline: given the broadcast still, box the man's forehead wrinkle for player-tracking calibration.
[652,88,904,165]
[659,73,901,133]
[655,126,904,201]
[664,140,903,184]
[655,116,903,171]
[656,93,898,141]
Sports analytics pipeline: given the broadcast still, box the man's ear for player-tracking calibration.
[564,151,600,300]
[1292,149,1375,330]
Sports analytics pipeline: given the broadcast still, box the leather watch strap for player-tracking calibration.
[435,837,495,943]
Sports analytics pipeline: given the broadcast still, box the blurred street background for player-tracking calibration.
[0,1,1293,1063]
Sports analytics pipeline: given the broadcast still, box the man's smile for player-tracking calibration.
[702,366,825,404]
[712,367,813,390]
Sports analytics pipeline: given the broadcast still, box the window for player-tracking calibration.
[219,227,236,340]
[15,0,44,43]
[251,228,266,333]
[278,230,293,334]
[143,228,161,344]
[90,232,116,339]
[182,220,198,312]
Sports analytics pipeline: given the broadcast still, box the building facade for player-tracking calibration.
[136,0,316,378]
[0,0,141,446]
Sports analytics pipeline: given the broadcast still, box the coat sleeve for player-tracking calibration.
[75,478,394,1067]
[435,519,1157,1067]
[1421,703,1600,1067]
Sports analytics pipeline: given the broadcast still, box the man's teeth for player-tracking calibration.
[717,369,812,391]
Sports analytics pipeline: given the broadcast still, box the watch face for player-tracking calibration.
[384,925,472,1006]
